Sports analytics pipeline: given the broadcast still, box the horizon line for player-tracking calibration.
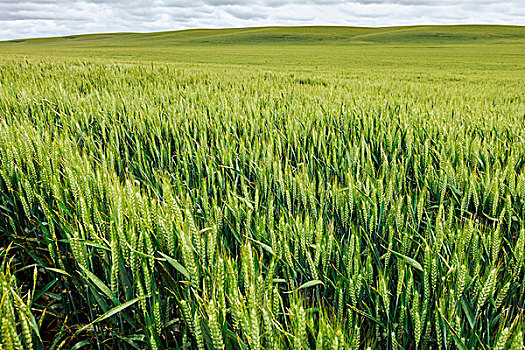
[3,23,524,43]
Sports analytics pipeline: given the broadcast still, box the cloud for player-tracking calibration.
[225,6,268,20]
[204,0,248,5]
[0,0,523,40]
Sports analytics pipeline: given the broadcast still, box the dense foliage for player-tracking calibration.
[0,53,524,349]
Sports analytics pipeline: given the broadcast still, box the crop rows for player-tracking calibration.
[0,58,524,349]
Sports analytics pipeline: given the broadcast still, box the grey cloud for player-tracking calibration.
[161,1,201,8]
[0,0,523,40]
[225,6,268,20]
[204,0,249,5]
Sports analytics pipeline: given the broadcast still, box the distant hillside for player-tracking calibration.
[3,25,525,47]
[1,25,523,69]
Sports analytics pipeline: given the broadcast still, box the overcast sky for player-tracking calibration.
[1,0,523,40]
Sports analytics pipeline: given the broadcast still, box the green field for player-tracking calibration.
[1,25,525,349]
[2,25,525,70]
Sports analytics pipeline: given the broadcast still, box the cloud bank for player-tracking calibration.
[0,0,523,40]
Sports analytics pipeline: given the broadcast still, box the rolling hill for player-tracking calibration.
[1,25,523,70]
[3,25,525,47]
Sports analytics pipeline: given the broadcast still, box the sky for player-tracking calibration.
[0,0,524,40]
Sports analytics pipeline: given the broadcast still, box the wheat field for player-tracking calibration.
[1,26,525,349]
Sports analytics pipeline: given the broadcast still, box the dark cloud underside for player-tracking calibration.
[0,0,523,40]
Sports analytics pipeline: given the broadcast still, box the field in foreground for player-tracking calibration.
[1,26,525,349]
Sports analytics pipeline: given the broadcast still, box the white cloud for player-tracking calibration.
[0,0,523,40]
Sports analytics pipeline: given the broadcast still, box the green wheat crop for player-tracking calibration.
[0,40,524,350]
